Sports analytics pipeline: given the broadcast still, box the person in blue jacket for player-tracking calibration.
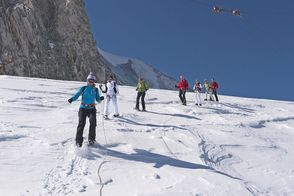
[68,72,104,147]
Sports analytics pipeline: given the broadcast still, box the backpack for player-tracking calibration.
[81,86,98,96]
[197,83,202,91]
[193,82,201,92]
[100,81,117,94]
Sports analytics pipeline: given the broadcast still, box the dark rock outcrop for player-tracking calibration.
[0,0,110,82]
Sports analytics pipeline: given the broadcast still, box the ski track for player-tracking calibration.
[42,141,98,195]
[165,103,276,195]
[248,116,294,129]
[196,131,267,196]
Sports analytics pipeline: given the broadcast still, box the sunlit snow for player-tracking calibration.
[0,75,294,196]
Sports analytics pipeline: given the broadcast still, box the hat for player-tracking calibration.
[87,72,96,82]
[108,75,114,80]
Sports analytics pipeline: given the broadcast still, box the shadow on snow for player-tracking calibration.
[89,144,241,181]
[146,110,201,120]
[220,103,256,113]
[117,117,189,130]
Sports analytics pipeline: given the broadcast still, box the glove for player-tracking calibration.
[100,96,104,101]
[68,98,73,103]
[175,84,178,88]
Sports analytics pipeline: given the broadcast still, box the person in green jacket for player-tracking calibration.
[135,77,149,111]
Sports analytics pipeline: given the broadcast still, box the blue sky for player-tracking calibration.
[85,0,294,101]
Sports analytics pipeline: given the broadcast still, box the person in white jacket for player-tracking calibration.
[99,75,119,118]
[193,80,202,106]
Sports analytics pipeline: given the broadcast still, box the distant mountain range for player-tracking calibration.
[99,49,177,89]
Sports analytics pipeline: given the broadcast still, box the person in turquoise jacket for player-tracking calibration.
[68,72,104,147]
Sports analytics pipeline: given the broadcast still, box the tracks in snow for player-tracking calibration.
[41,101,294,195]
[41,140,104,196]
[42,146,88,195]
[163,104,273,195]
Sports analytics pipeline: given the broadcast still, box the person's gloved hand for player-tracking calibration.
[100,96,104,101]
[175,84,178,88]
[68,98,73,103]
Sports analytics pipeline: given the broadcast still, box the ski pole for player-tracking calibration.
[146,91,153,111]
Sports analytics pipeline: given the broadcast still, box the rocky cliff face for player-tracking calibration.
[0,0,110,82]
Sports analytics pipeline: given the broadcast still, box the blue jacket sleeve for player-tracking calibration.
[95,88,101,103]
[71,87,83,102]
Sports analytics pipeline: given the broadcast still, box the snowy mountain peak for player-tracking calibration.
[99,48,177,89]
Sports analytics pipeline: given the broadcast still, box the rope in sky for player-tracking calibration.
[190,0,242,17]
[190,0,294,18]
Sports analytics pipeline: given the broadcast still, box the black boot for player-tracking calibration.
[88,140,96,146]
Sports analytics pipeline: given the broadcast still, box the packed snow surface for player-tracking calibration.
[1,75,294,196]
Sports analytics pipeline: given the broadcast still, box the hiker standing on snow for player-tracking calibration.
[99,75,119,118]
[175,75,189,105]
[210,78,219,102]
[68,72,104,147]
[204,79,213,101]
[193,80,202,106]
[135,77,149,111]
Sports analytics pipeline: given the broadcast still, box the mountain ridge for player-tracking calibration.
[99,48,178,89]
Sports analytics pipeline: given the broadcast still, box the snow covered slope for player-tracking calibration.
[1,75,294,196]
[99,48,178,89]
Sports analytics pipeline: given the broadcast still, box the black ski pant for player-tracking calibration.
[136,91,146,110]
[213,90,219,102]
[76,108,96,145]
[179,89,186,105]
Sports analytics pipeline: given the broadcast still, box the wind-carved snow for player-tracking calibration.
[0,75,294,196]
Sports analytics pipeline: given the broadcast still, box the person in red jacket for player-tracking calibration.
[175,75,189,105]
[210,78,219,102]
